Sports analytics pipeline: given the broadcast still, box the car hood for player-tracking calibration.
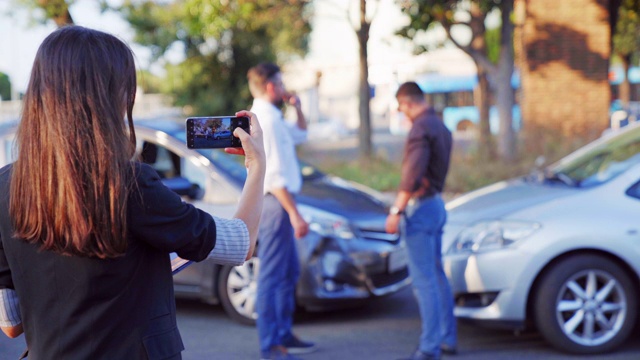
[446,177,580,224]
[299,175,388,225]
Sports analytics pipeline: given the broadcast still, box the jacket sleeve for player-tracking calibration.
[0,167,13,292]
[127,163,217,262]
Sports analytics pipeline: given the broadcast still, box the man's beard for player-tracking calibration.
[274,98,285,108]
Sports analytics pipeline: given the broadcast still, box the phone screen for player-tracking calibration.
[186,116,250,149]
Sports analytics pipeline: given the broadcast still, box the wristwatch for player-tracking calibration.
[389,206,404,216]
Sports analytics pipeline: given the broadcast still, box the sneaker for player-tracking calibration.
[396,350,439,360]
[260,346,302,360]
[440,344,457,355]
[282,334,317,355]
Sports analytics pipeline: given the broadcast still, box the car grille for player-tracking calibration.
[455,292,499,308]
[370,267,409,288]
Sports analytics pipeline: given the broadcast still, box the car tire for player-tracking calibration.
[218,256,260,326]
[534,254,637,354]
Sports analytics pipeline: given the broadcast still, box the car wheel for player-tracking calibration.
[218,256,260,325]
[534,254,637,354]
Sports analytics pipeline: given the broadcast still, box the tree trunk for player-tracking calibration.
[619,54,631,109]
[475,66,494,160]
[357,0,372,159]
[467,4,493,159]
[496,0,516,162]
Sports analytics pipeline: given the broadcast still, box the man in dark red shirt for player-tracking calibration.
[386,82,457,360]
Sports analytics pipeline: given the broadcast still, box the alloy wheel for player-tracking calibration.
[554,269,627,347]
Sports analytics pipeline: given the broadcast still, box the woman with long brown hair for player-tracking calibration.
[0,26,265,359]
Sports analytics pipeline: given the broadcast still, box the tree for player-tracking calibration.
[16,0,74,26]
[397,0,516,162]
[326,0,378,159]
[0,72,11,101]
[356,0,374,159]
[115,0,312,115]
[612,0,640,109]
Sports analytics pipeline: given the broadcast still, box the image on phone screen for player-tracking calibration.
[186,116,249,149]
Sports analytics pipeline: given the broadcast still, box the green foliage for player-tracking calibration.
[309,156,402,192]
[117,0,312,115]
[613,0,640,59]
[137,70,165,94]
[396,0,502,46]
[15,0,74,26]
[445,146,531,195]
[0,72,11,101]
[307,131,589,197]
[485,26,500,64]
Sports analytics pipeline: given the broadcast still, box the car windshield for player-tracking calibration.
[174,131,324,183]
[546,123,640,187]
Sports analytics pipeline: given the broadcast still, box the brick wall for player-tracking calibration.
[515,0,611,152]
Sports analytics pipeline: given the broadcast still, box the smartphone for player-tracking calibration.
[186,116,250,149]
[171,253,193,275]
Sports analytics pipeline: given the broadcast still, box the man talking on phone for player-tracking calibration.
[247,62,316,360]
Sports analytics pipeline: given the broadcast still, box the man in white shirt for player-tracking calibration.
[247,63,316,360]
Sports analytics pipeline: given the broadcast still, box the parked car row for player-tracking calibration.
[2,116,639,355]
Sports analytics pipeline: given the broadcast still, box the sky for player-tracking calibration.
[0,0,157,95]
[0,0,470,96]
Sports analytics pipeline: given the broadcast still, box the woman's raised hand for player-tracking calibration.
[225,110,265,171]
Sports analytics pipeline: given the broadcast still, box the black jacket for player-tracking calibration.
[0,162,217,359]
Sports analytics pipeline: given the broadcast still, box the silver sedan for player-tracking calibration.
[442,122,640,354]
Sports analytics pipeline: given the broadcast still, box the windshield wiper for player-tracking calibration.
[544,171,578,187]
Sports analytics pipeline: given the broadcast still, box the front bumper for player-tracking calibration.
[443,247,532,329]
[296,233,411,310]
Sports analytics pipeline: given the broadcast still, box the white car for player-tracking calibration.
[443,122,640,354]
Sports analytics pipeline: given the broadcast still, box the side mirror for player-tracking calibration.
[161,177,205,201]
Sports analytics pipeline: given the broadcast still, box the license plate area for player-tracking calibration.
[388,247,408,273]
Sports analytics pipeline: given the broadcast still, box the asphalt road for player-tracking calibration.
[2,286,639,360]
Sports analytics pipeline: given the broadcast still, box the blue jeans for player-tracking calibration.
[403,194,457,357]
[256,194,300,353]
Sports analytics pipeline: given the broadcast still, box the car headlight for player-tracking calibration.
[298,204,354,239]
[450,220,540,254]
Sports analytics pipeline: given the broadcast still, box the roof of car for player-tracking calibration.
[134,118,185,136]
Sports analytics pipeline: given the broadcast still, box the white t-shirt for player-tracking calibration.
[251,98,307,194]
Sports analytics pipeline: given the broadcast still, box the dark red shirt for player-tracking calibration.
[399,108,452,198]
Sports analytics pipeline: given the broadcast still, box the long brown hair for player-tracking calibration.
[10,26,138,258]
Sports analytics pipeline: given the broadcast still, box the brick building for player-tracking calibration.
[515,0,615,152]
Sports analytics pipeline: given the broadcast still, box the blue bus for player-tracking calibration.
[609,66,640,129]
[413,72,521,134]
[390,67,638,135]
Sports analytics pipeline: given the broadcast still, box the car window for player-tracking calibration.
[0,135,16,165]
[182,154,208,191]
[548,124,640,187]
[136,139,208,197]
[139,142,181,178]
[625,180,640,200]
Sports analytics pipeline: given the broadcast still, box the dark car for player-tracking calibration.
[132,119,410,324]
